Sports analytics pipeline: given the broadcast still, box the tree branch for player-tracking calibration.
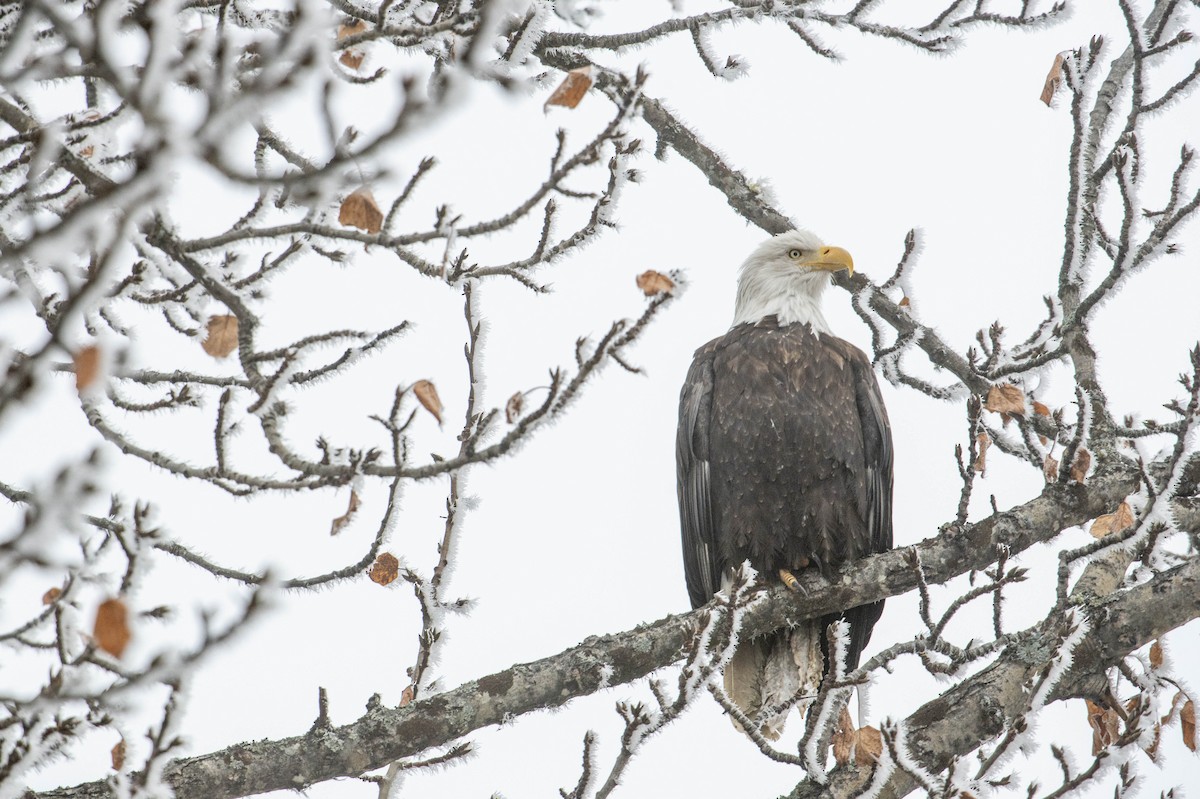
[36,463,1139,799]
[785,556,1200,799]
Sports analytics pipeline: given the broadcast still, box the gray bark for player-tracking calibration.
[35,463,1152,799]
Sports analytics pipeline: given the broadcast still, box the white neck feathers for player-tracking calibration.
[731,262,832,334]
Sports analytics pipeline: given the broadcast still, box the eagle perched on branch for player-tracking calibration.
[676,230,893,739]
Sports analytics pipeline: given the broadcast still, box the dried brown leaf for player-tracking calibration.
[77,111,100,158]
[973,432,991,474]
[1145,722,1162,760]
[43,587,62,605]
[111,739,126,771]
[545,66,593,110]
[202,315,239,358]
[985,384,1025,418]
[831,709,881,766]
[413,379,443,426]
[1184,699,1196,752]
[1032,400,1051,444]
[1086,698,1120,755]
[1041,53,1065,106]
[336,19,367,70]
[369,552,400,586]
[1091,501,1135,539]
[898,296,911,308]
[330,489,361,536]
[505,392,525,424]
[1163,690,1187,726]
[94,598,131,659]
[338,187,383,234]
[1150,640,1164,670]
[1070,448,1091,483]
[400,685,415,707]
[635,270,675,297]
[855,725,883,764]
[1043,453,1059,483]
[832,707,855,767]
[74,346,101,391]
[337,19,367,40]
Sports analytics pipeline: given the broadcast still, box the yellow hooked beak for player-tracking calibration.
[800,246,854,276]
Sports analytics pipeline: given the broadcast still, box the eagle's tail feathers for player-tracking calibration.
[723,636,768,734]
[722,622,824,741]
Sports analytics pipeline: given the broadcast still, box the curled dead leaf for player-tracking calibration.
[985,384,1025,420]
[831,708,881,766]
[1091,501,1135,539]
[1163,690,1187,726]
[202,315,239,358]
[413,380,443,426]
[1183,699,1196,752]
[973,432,991,474]
[505,392,525,424]
[43,586,62,605]
[94,598,131,659]
[337,19,368,69]
[635,270,675,297]
[545,66,593,110]
[1086,698,1120,755]
[74,346,101,391]
[337,19,367,40]
[76,110,101,158]
[338,187,383,234]
[1150,640,1164,670]
[369,552,400,586]
[400,685,415,707]
[1043,453,1059,483]
[898,296,911,308]
[1041,53,1066,106]
[1032,400,1051,444]
[1144,721,1162,760]
[111,739,126,771]
[832,707,855,767]
[330,489,361,536]
[854,725,883,764]
[1070,448,1091,483]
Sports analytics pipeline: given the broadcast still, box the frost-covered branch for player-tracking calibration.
[32,460,1147,799]
[537,1,1064,62]
[8,1,1200,797]
[3,0,677,791]
[34,526,1200,799]
[785,557,1200,799]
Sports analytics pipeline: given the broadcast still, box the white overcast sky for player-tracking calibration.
[8,1,1200,797]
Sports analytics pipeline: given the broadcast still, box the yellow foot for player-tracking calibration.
[778,568,802,592]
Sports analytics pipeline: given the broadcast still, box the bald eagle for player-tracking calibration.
[676,230,893,739]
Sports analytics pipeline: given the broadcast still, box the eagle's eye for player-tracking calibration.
[787,248,803,260]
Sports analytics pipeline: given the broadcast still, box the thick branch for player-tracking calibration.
[785,557,1200,799]
[638,96,794,235]
[37,464,1138,799]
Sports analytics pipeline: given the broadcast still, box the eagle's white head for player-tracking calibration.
[731,229,855,334]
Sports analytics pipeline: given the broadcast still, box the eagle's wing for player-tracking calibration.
[851,348,893,557]
[677,343,722,609]
[839,346,894,668]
